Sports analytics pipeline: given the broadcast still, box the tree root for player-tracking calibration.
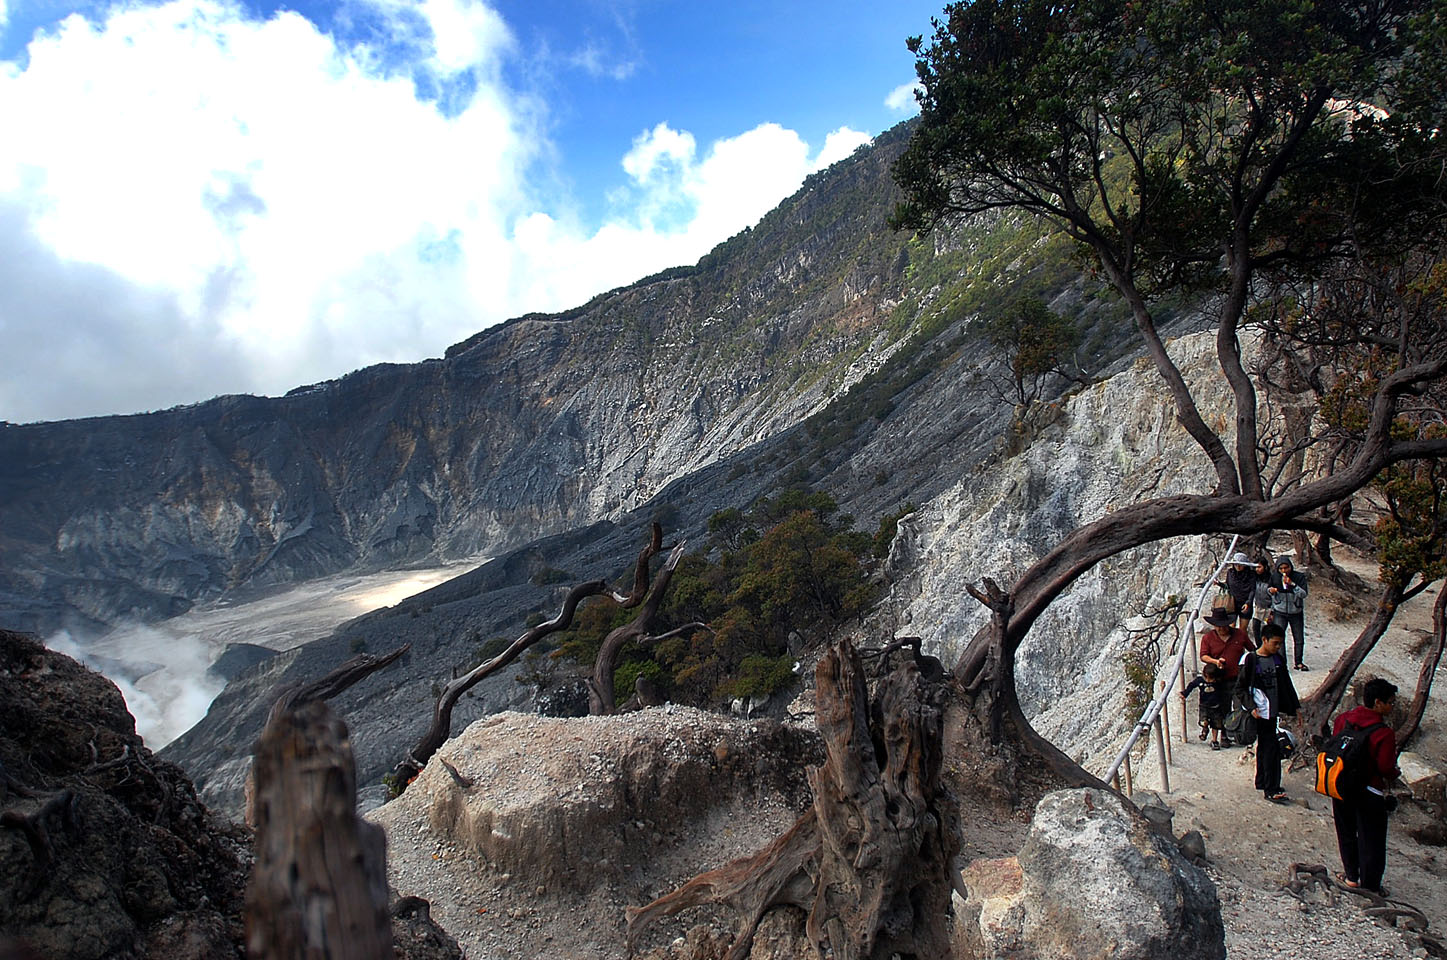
[627,638,958,960]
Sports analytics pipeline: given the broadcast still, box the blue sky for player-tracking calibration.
[0,0,939,422]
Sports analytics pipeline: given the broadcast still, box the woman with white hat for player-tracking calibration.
[1219,551,1258,629]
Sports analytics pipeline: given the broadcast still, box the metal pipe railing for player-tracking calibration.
[1103,535,1239,791]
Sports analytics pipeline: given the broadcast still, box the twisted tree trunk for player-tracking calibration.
[587,541,709,715]
[1296,582,1406,741]
[627,638,958,960]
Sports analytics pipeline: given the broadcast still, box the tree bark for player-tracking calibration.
[587,541,691,715]
[626,639,958,960]
[1295,583,1404,741]
[247,700,392,960]
[1397,586,1447,751]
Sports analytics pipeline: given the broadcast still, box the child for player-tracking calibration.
[1182,662,1229,750]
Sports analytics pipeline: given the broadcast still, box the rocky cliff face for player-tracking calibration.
[883,332,1234,770]
[0,126,922,636]
[0,628,249,960]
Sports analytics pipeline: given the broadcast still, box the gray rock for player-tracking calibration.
[1177,829,1208,863]
[959,788,1225,960]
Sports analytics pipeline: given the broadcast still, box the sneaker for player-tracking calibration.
[1295,662,1309,670]
[1199,728,1208,741]
[1211,741,1221,751]
[1266,791,1289,803]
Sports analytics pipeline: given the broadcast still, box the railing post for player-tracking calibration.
[1160,681,1173,765]
[1123,751,1133,797]
[1178,660,1189,745]
[1153,714,1171,794]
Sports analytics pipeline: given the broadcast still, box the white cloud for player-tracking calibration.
[0,0,877,423]
[418,0,511,71]
[886,80,922,113]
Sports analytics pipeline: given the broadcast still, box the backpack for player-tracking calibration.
[1314,720,1386,800]
[1223,706,1256,746]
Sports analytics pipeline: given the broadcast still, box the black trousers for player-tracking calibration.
[1254,714,1281,795]
[1272,611,1306,664]
[1333,792,1390,891]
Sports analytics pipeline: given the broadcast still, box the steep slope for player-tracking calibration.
[0,126,924,637]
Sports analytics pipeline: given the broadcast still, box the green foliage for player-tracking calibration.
[978,296,1082,405]
[894,0,1440,285]
[531,566,572,586]
[554,486,881,708]
[614,659,666,700]
[1374,427,1447,590]
[1121,646,1155,724]
[873,502,918,558]
[722,654,798,701]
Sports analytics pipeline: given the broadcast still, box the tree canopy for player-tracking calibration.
[893,0,1447,783]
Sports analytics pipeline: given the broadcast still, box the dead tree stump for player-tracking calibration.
[246,700,392,960]
[627,638,959,960]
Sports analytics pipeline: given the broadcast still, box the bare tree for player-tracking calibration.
[391,524,678,791]
[246,645,413,960]
[587,540,710,715]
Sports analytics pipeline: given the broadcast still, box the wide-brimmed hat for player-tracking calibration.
[1230,552,1253,566]
[1202,609,1235,627]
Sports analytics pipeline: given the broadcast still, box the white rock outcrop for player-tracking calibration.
[884,332,1243,769]
[955,788,1224,960]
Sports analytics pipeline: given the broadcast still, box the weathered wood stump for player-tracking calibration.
[627,637,959,960]
[246,700,392,960]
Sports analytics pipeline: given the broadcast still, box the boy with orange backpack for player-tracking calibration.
[1320,678,1401,895]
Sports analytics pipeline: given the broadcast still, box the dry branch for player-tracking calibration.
[587,541,694,715]
[269,641,412,722]
[393,525,667,789]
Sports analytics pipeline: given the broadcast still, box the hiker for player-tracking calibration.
[1181,662,1228,749]
[1200,609,1251,683]
[1218,551,1257,628]
[1236,622,1300,803]
[1331,678,1401,896]
[1249,557,1273,646]
[1269,556,1310,670]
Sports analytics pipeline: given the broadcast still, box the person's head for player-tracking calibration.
[1203,609,1234,634]
[1259,622,1285,655]
[1362,677,1399,715]
[1255,559,1269,576]
[1202,662,1222,682]
[1230,552,1252,568]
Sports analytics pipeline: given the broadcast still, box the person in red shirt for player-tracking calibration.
[1332,678,1401,895]
[1199,610,1252,682]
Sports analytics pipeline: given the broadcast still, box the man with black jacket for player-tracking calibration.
[1237,623,1300,802]
[1332,678,1401,896]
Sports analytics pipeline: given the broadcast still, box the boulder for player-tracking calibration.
[956,788,1225,960]
[1398,752,1446,811]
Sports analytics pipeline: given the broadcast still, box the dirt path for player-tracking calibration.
[1130,553,1445,959]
